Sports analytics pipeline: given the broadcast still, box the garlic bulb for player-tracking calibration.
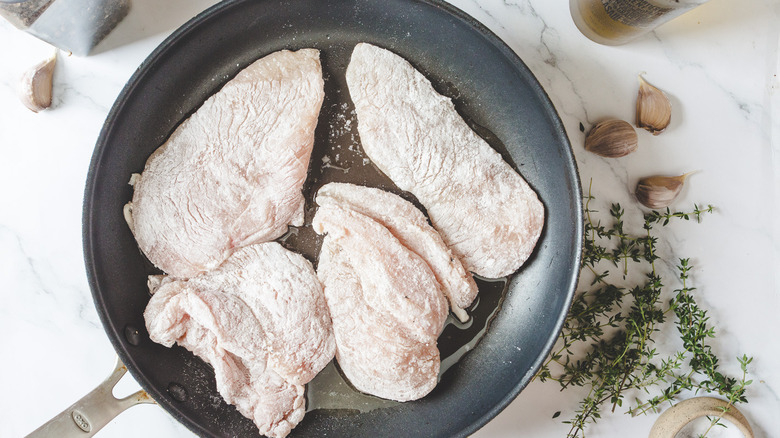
[635,173,692,209]
[19,51,57,113]
[584,119,638,158]
[636,75,671,135]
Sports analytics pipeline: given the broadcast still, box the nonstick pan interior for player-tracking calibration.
[83,0,583,436]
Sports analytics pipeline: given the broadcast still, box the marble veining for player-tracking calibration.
[0,0,777,437]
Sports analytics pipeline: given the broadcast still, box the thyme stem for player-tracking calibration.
[535,181,750,438]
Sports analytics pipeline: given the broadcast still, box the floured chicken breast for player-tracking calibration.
[316,182,477,322]
[346,43,545,278]
[144,242,335,438]
[127,49,324,278]
[313,197,449,401]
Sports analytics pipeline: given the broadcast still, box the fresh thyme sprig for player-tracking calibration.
[536,181,751,438]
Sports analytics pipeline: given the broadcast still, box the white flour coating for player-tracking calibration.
[128,49,325,279]
[144,242,335,438]
[346,43,545,278]
[312,198,448,401]
[316,183,478,322]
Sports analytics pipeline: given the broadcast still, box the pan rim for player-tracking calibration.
[83,0,583,436]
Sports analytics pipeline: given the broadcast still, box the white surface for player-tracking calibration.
[1,0,777,437]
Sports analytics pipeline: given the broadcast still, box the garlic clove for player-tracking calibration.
[19,50,57,113]
[584,119,638,158]
[636,75,671,135]
[635,172,693,209]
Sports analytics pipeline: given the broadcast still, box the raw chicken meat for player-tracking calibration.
[127,49,325,278]
[144,242,335,438]
[316,182,477,322]
[313,197,448,401]
[346,43,545,278]
[318,237,441,402]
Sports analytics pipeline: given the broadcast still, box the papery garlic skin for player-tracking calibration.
[19,50,57,113]
[635,173,692,209]
[584,119,638,158]
[636,75,671,135]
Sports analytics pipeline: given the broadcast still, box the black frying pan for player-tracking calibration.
[80,0,583,436]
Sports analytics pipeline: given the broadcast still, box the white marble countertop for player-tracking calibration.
[1,0,778,437]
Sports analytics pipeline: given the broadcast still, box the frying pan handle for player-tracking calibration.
[26,357,155,438]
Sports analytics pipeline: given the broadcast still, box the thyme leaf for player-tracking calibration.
[536,180,751,437]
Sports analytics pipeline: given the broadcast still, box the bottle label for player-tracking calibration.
[601,0,686,29]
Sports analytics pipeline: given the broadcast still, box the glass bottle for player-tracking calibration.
[570,0,709,45]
